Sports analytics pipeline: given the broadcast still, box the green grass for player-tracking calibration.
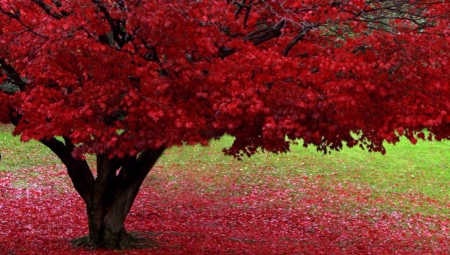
[0,125,61,171]
[159,136,450,200]
[1,124,450,214]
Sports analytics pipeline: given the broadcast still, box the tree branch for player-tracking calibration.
[40,137,95,204]
[0,6,50,38]
[283,26,314,57]
[0,59,27,92]
[137,147,165,176]
[91,0,131,48]
[243,20,285,45]
[31,0,64,19]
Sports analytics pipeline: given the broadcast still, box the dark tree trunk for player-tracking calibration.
[40,137,164,249]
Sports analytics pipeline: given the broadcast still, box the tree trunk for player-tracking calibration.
[40,137,164,249]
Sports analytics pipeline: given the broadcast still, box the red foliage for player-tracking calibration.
[0,1,449,156]
[1,0,450,251]
[1,165,450,254]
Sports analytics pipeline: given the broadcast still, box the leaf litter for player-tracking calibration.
[1,164,450,254]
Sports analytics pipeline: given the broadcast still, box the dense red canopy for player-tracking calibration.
[1,0,449,157]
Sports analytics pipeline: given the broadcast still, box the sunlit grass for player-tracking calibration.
[0,125,61,171]
[1,124,450,215]
[156,136,450,215]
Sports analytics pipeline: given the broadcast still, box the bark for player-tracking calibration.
[40,137,165,249]
[40,137,94,204]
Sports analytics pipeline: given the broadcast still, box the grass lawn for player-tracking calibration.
[156,134,450,215]
[1,124,450,254]
[1,124,450,213]
[0,125,61,171]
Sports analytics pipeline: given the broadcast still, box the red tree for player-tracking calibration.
[1,0,449,249]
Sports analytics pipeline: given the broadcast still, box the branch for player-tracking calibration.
[283,25,314,57]
[0,7,49,38]
[91,0,131,48]
[31,0,64,19]
[0,59,27,91]
[243,20,285,45]
[114,147,165,190]
[231,0,259,27]
[40,137,95,204]
[137,147,165,173]
[51,0,62,8]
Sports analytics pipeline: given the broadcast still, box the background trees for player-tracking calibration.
[1,0,449,249]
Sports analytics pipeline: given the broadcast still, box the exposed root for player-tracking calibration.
[70,232,157,250]
[119,232,155,249]
[71,236,97,249]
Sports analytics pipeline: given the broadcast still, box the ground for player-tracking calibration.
[1,131,450,254]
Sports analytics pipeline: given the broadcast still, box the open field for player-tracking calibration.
[1,125,450,254]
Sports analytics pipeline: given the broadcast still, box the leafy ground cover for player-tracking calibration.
[1,127,450,254]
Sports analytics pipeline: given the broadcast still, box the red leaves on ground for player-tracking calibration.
[1,165,450,254]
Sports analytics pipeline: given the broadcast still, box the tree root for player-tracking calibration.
[70,232,157,250]
[118,232,155,249]
[71,236,96,249]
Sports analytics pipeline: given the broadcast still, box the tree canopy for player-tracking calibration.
[1,0,449,157]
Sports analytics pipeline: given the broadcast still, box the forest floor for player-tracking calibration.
[1,126,450,254]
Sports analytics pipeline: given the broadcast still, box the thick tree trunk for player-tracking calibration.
[40,137,164,249]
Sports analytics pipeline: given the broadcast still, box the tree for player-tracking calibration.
[0,0,449,249]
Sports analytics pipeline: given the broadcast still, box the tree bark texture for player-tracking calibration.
[41,137,164,249]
